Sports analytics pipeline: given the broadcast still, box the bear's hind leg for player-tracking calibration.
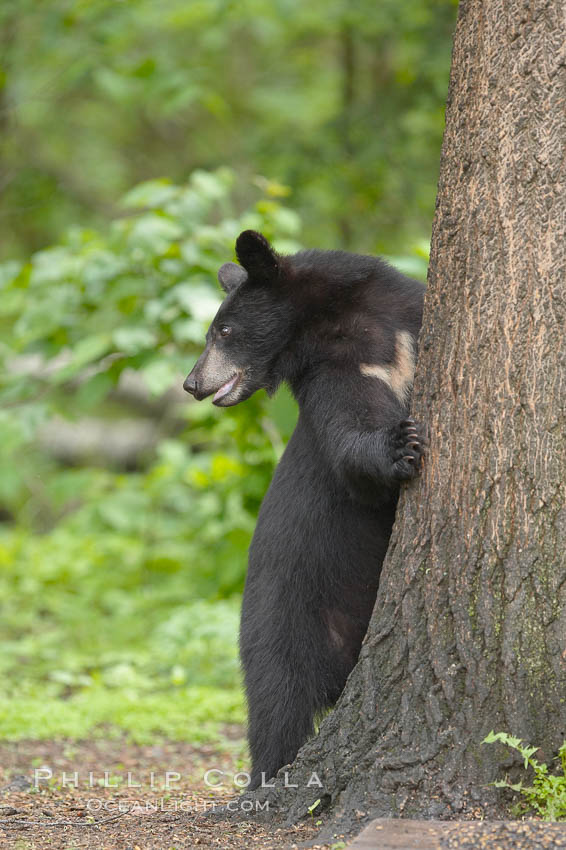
[243,651,324,790]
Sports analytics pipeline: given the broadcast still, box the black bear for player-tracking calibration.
[183,230,425,789]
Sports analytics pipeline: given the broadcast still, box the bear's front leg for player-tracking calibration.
[324,416,427,503]
[301,371,427,501]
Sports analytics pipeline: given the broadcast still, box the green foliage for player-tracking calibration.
[0,167,299,519]
[1,0,457,259]
[484,731,566,820]
[0,170,299,739]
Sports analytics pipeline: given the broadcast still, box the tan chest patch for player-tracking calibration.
[360,330,415,404]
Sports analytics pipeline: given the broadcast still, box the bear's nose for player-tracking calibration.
[183,374,198,395]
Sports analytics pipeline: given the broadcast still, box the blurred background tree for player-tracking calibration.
[0,0,456,743]
[1,0,456,260]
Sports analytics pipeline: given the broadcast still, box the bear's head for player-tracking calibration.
[183,230,295,406]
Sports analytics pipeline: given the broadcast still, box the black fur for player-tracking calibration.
[184,231,426,789]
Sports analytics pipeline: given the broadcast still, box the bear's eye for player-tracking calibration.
[219,325,232,337]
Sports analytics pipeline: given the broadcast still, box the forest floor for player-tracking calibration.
[2,738,563,850]
[0,734,337,850]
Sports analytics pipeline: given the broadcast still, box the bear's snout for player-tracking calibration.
[183,373,198,396]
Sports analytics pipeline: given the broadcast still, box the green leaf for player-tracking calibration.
[127,214,183,255]
[141,359,181,396]
[50,334,113,384]
[122,180,179,210]
[0,261,22,290]
[172,282,221,321]
[307,799,321,815]
[190,170,231,201]
[113,327,157,355]
[171,318,207,344]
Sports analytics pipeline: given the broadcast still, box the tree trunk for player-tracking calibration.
[247,0,566,835]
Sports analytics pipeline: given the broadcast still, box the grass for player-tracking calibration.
[0,687,245,744]
[0,521,247,744]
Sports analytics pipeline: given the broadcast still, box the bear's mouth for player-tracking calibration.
[212,373,242,405]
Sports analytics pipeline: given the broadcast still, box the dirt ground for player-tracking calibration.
[0,734,337,850]
[3,738,564,850]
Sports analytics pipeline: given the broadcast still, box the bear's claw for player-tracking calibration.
[390,418,427,480]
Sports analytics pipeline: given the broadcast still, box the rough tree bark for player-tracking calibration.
[246,0,566,836]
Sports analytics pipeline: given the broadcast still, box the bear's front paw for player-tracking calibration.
[390,417,427,480]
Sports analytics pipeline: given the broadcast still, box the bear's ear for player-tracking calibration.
[218,262,247,294]
[235,230,279,284]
